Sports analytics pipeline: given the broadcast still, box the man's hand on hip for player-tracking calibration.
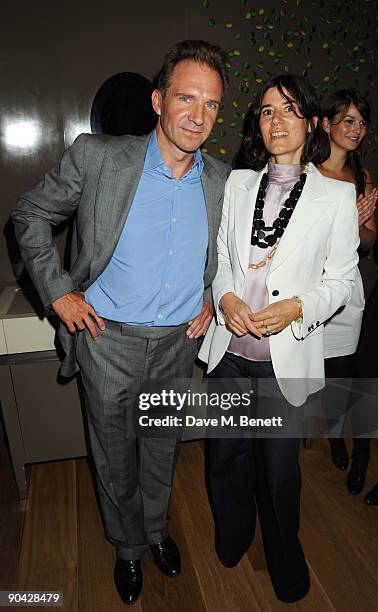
[52,291,105,339]
[186,300,213,339]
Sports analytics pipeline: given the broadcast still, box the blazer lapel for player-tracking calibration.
[269,163,330,273]
[90,134,150,280]
[234,168,265,275]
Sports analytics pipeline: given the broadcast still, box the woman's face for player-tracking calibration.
[259,86,312,164]
[323,103,367,153]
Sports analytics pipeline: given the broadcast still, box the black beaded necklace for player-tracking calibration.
[251,165,308,249]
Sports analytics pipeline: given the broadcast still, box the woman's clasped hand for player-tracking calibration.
[220,292,301,337]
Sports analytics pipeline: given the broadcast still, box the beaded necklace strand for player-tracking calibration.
[249,164,309,269]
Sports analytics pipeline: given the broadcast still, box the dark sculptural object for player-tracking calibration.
[91,72,157,136]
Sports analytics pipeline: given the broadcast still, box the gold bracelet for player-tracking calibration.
[292,295,303,321]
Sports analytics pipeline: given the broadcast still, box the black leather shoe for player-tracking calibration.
[347,448,370,495]
[114,558,142,605]
[150,536,181,577]
[364,483,378,505]
[328,438,349,470]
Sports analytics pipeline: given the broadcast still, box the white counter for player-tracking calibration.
[0,286,56,355]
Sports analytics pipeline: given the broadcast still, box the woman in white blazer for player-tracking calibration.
[198,75,359,603]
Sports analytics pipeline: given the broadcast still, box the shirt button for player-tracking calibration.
[158,313,163,320]
[172,217,176,223]
[169,250,174,255]
[174,185,179,191]
[165,283,170,288]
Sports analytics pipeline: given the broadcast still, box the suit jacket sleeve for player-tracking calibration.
[203,161,231,307]
[11,134,87,307]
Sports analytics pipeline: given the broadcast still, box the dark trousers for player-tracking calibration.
[76,320,196,560]
[325,355,371,454]
[205,352,310,603]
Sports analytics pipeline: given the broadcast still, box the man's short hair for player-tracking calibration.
[157,40,229,97]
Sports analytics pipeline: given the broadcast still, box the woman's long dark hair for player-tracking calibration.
[321,89,371,195]
[234,74,330,171]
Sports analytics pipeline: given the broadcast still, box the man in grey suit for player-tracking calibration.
[12,40,229,605]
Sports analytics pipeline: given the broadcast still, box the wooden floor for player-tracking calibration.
[1,438,377,612]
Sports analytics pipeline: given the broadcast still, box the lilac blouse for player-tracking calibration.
[228,160,302,362]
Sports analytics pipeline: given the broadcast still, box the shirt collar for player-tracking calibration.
[191,148,204,177]
[144,130,204,178]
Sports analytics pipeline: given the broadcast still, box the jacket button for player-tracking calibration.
[272,290,279,296]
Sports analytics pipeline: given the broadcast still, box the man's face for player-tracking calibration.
[152,59,223,156]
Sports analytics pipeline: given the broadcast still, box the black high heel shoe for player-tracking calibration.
[364,483,378,505]
[346,446,370,495]
[328,438,349,470]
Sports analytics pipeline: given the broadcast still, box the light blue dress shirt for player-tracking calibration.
[85,131,208,325]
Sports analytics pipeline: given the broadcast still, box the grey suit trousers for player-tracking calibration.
[76,320,197,560]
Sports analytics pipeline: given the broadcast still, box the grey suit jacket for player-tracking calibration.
[12,132,230,377]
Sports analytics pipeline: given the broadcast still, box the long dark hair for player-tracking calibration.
[234,74,329,170]
[322,89,371,195]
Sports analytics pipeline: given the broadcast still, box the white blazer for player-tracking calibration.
[198,163,360,406]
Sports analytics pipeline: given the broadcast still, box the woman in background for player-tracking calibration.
[199,75,359,603]
[318,89,377,495]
